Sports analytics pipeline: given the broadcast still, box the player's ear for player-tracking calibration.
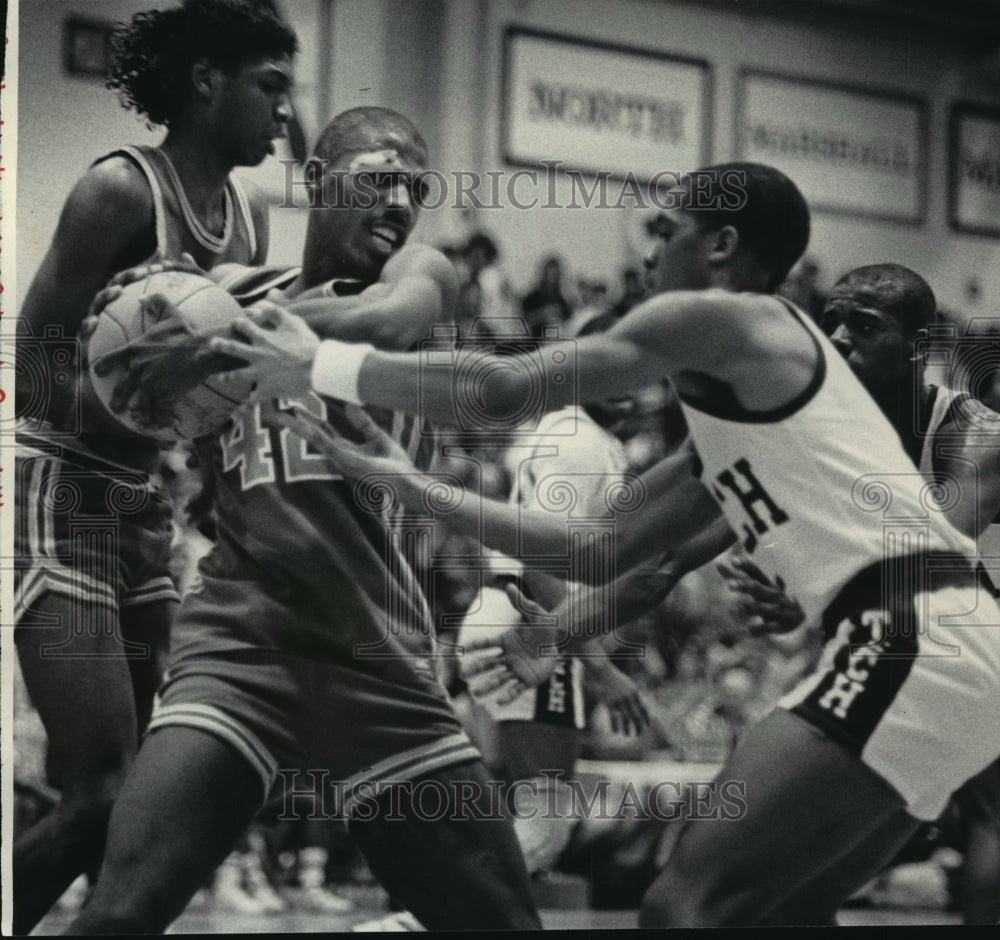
[911,327,929,364]
[190,58,218,102]
[708,225,740,263]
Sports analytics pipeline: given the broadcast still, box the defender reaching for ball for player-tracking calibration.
[12,1,296,932]
[209,163,1000,926]
[70,107,540,935]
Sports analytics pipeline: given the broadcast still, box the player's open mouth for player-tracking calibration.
[371,224,404,254]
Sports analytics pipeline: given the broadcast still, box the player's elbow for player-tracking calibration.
[369,317,418,351]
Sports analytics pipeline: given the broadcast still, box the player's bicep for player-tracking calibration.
[381,244,460,309]
[21,166,151,335]
[571,334,668,402]
[606,290,772,381]
[615,445,723,571]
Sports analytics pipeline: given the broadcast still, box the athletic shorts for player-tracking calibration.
[14,442,179,625]
[149,564,480,816]
[780,558,1000,821]
[458,586,585,730]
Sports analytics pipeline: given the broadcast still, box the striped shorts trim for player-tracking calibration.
[15,448,179,622]
[146,701,280,798]
[15,567,179,620]
[341,733,482,818]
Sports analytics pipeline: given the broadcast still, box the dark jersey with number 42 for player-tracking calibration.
[191,265,442,662]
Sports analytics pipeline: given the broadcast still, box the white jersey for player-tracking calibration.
[677,300,975,628]
[462,407,627,729]
[918,384,969,478]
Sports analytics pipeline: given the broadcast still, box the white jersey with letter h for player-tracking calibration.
[677,301,975,628]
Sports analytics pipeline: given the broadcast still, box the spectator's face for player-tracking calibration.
[820,281,913,400]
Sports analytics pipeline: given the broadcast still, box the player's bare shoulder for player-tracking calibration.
[69,155,155,234]
[612,289,775,359]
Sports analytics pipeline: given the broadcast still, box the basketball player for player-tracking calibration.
[210,162,1000,926]
[12,1,296,932]
[726,262,1000,925]
[821,263,1000,927]
[68,107,540,934]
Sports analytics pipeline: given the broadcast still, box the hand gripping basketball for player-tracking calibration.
[87,271,256,440]
[209,302,321,403]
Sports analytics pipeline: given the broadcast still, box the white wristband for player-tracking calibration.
[310,339,375,404]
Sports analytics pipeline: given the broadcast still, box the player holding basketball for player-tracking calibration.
[68,106,540,934]
[13,1,296,931]
[211,162,1000,926]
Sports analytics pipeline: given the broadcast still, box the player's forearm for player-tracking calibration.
[311,325,655,434]
[289,277,445,351]
[540,519,734,655]
[344,347,539,427]
[610,449,725,575]
[521,567,568,614]
[537,558,674,655]
[396,449,726,577]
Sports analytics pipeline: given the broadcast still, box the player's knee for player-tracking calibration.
[639,883,696,927]
[639,857,725,927]
[60,762,131,838]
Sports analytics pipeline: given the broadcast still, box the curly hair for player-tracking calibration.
[107,0,298,127]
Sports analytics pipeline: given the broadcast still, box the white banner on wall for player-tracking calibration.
[950,104,1000,238]
[738,70,927,224]
[502,28,711,182]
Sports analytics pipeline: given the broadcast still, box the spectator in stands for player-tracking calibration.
[521,255,573,338]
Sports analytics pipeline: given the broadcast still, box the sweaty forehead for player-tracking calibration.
[827,279,900,312]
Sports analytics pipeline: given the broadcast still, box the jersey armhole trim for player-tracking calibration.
[677,296,827,424]
[101,146,167,259]
[228,175,258,262]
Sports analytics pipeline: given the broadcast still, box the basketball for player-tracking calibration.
[88,270,253,442]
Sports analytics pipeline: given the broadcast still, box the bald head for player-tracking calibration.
[313,106,427,168]
[832,264,936,337]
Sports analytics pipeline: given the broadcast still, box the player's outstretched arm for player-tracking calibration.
[461,515,736,700]
[209,289,743,422]
[271,405,729,585]
[283,244,459,350]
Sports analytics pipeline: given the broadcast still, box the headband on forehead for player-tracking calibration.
[346,149,409,173]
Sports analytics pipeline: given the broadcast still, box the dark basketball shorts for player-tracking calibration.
[954,757,1000,826]
[781,559,1000,820]
[14,442,179,625]
[149,566,480,815]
